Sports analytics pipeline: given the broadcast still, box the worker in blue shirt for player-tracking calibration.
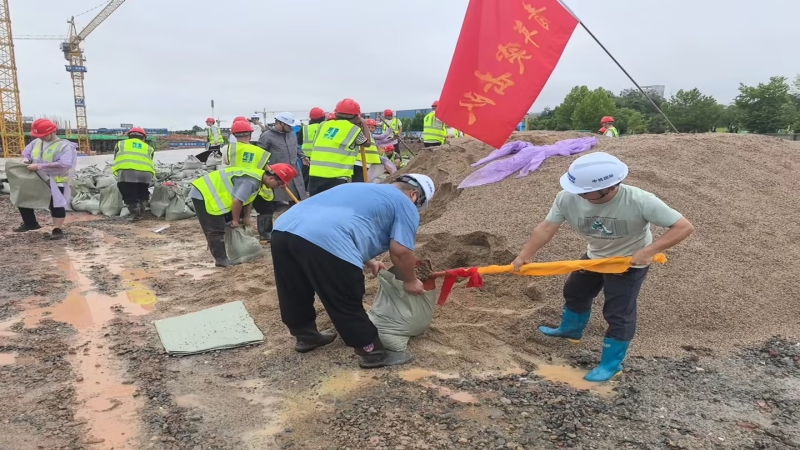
[271,173,436,368]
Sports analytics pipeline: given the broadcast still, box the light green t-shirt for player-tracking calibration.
[545,184,682,261]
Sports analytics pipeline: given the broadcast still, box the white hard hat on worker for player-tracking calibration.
[559,152,628,201]
[395,173,435,210]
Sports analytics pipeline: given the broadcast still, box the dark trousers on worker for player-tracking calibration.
[423,142,442,148]
[308,176,347,196]
[117,182,150,209]
[351,165,365,183]
[191,198,226,243]
[271,231,378,348]
[301,164,310,192]
[18,187,65,228]
[563,255,649,341]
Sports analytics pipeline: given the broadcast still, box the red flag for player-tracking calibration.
[437,0,578,148]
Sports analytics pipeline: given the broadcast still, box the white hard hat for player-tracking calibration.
[559,152,628,194]
[250,114,260,119]
[275,112,295,125]
[399,173,435,210]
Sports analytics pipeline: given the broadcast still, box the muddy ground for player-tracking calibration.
[0,196,798,450]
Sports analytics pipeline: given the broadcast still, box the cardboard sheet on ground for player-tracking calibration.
[153,301,264,356]
[6,160,52,209]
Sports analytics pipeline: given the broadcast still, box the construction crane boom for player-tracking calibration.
[14,35,66,40]
[0,0,25,157]
[77,1,126,42]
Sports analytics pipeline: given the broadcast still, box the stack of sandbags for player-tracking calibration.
[0,165,9,195]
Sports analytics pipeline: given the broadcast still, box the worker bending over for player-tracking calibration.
[422,100,453,148]
[600,116,618,137]
[13,119,77,239]
[205,117,225,152]
[189,164,297,267]
[257,112,308,203]
[271,173,435,368]
[113,127,155,221]
[307,98,372,195]
[352,119,383,183]
[511,152,694,382]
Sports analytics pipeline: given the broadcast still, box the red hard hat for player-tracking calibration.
[334,98,361,115]
[31,119,57,138]
[383,145,395,153]
[384,109,394,117]
[127,127,147,137]
[206,117,215,124]
[268,163,298,185]
[231,120,254,134]
[431,100,439,107]
[309,107,325,119]
[366,119,377,127]
[233,116,247,122]
[326,113,336,120]
[601,116,615,123]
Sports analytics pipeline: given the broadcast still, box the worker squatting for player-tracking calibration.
[10,106,692,379]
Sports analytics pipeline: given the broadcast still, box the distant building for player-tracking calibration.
[364,109,432,120]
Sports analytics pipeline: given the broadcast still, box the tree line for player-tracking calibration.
[527,75,800,135]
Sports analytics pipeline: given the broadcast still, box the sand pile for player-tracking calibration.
[401,132,800,357]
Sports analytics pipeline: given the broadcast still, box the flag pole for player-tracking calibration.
[557,1,679,133]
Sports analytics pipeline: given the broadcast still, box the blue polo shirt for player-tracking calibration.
[274,183,420,268]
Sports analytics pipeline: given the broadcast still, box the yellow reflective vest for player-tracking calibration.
[190,167,265,216]
[387,117,401,134]
[309,120,362,179]
[423,111,446,144]
[207,126,224,146]
[112,138,155,176]
[31,139,72,183]
[226,142,270,170]
[301,123,321,155]
[360,144,382,165]
[605,126,619,137]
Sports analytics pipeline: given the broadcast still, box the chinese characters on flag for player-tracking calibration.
[436,0,579,148]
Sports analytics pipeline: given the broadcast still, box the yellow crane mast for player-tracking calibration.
[0,0,25,157]
[15,0,127,154]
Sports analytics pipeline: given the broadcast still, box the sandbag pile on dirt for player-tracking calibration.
[399,132,800,357]
[0,166,8,195]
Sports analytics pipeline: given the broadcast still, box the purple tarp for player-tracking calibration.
[457,137,598,189]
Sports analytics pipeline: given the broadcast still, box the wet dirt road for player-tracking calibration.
[0,196,799,450]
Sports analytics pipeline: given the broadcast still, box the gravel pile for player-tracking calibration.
[400,132,800,357]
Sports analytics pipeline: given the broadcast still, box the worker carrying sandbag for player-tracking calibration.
[306,98,373,196]
[352,119,384,183]
[12,119,78,240]
[511,152,694,382]
[112,127,155,221]
[188,164,297,267]
[270,173,435,369]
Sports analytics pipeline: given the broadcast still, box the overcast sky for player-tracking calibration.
[11,0,800,129]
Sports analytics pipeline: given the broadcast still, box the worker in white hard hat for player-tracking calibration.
[249,114,266,144]
[510,152,694,382]
[270,173,435,369]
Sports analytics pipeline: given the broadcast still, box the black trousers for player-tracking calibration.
[271,231,377,348]
[252,195,275,215]
[301,164,310,191]
[19,186,65,227]
[308,176,347,196]
[117,182,150,207]
[423,142,442,148]
[563,255,650,342]
[191,198,226,242]
[351,165,365,183]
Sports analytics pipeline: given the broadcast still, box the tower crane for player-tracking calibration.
[0,0,26,157]
[15,0,127,154]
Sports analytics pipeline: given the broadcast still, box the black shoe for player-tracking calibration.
[208,238,238,267]
[48,228,64,240]
[256,214,273,242]
[290,322,337,353]
[13,223,41,232]
[356,338,413,369]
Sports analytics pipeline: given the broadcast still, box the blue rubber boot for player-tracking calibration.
[538,307,591,343]
[584,337,630,382]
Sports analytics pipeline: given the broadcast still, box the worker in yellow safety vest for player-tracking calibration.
[300,107,326,191]
[13,119,78,240]
[383,109,403,135]
[188,164,298,267]
[307,98,372,196]
[205,117,225,152]
[422,100,452,148]
[352,119,384,183]
[600,116,619,137]
[113,127,155,221]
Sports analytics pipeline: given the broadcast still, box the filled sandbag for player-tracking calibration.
[165,186,195,221]
[1,182,10,195]
[94,175,116,189]
[120,206,130,217]
[183,155,202,170]
[224,226,265,265]
[367,267,437,351]
[205,152,222,169]
[149,184,170,218]
[74,192,101,215]
[6,160,52,209]
[99,184,124,216]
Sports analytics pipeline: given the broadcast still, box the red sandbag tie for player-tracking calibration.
[437,267,484,305]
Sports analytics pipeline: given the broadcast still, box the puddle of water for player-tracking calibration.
[0,352,17,365]
[534,363,614,397]
[317,370,370,397]
[399,368,459,382]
